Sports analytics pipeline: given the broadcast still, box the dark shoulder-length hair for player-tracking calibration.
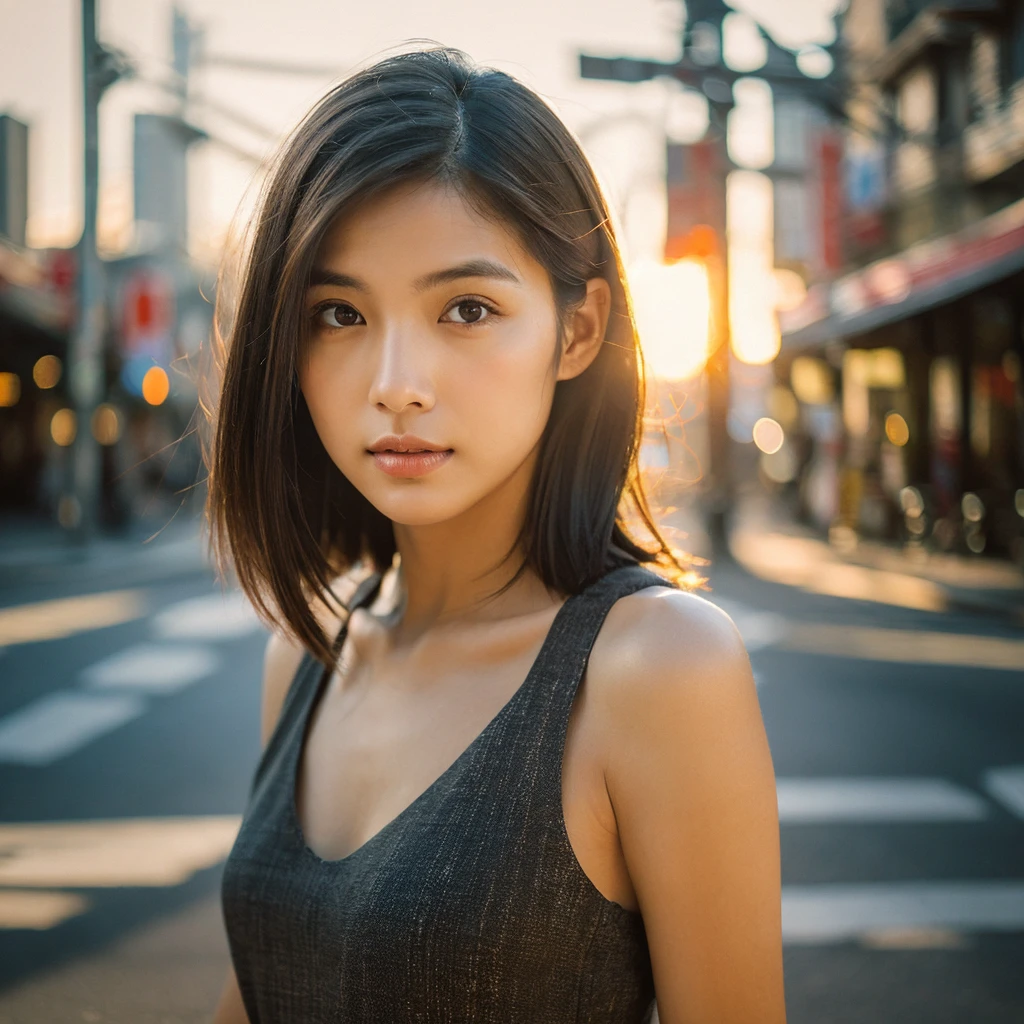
[203,45,704,667]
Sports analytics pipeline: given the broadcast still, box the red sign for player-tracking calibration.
[121,268,174,356]
[665,139,726,260]
[817,131,844,274]
[47,249,76,294]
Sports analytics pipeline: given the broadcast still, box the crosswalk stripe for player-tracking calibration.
[0,816,242,888]
[983,765,1024,819]
[709,597,1024,670]
[781,623,1024,671]
[79,643,219,694]
[151,592,263,640]
[776,778,988,823]
[708,598,788,652]
[0,889,91,930]
[782,880,1024,943]
[0,692,146,767]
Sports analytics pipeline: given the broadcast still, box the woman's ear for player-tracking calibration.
[556,277,612,382]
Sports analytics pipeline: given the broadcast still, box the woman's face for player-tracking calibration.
[299,180,581,528]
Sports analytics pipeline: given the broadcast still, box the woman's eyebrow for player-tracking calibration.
[413,259,521,291]
[308,269,365,290]
[306,259,521,292]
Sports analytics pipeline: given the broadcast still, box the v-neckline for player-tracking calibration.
[286,587,575,868]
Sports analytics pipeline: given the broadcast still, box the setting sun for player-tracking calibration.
[629,258,711,381]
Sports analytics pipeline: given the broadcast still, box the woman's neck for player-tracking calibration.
[388,449,553,642]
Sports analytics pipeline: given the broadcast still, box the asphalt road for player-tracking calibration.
[0,545,1022,1023]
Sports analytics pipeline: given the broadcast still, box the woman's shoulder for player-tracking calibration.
[586,580,755,745]
[259,564,373,746]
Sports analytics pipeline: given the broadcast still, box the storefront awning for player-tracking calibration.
[780,194,1024,349]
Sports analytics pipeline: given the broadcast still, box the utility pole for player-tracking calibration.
[579,0,844,557]
[701,84,733,558]
[63,0,130,544]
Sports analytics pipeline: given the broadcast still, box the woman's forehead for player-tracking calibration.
[312,181,540,287]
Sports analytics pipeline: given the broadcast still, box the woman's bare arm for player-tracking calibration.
[211,965,249,1024]
[593,587,786,1024]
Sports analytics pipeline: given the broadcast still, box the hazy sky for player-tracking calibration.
[0,0,840,255]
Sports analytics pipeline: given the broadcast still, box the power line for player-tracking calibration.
[198,53,344,78]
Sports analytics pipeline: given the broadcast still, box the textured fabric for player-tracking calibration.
[221,563,676,1023]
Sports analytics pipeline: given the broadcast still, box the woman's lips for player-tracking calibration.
[369,449,454,478]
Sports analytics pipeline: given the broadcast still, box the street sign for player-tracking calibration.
[665,140,726,260]
[121,267,174,360]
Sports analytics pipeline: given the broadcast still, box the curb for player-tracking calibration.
[944,592,1024,629]
[0,523,215,592]
[726,521,1024,627]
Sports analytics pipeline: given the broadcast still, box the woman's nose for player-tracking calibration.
[367,324,435,414]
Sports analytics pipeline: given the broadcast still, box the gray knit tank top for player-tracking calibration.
[220,563,675,1023]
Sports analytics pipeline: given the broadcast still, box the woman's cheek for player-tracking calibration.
[455,353,551,462]
[302,357,365,466]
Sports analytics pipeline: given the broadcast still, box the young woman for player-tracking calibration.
[206,46,784,1024]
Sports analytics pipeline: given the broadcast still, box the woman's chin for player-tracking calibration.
[367,492,479,530]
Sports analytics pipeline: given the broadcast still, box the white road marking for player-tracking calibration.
[859,926,971,950]
[690,598,1024,672]
[0,889,91,930]
[983,765,1024,819]
[79,643,219,694]
[0,692,145,767]
[709,598,788,652]
[782,623,1024,671]
[782,881,1024,943]
[151,591,262,641]
[777,778,989,823]
[0,816,242,888]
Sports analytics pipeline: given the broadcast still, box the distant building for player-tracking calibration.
[778,0,1024,561]
[0,111,212,525]
[0,114,69,515]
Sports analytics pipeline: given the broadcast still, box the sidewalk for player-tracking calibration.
[0,506,214,592]
[728,496,1024,627]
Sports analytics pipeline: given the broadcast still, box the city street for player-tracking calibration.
[0,539,1021,1023]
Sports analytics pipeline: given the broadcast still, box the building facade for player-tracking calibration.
[779,0,1024,562]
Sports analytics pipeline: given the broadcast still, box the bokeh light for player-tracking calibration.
[885,411,910,446]
[142,366,170,406]
[961,492,985,522]
[0,372,21,407]
[771,268,808,312]
[752,416,784,454]
[791,357,835,405]
[796,45,834,78]
[91,403,122,446]
[33,355,62,389]
[50,408,77,446]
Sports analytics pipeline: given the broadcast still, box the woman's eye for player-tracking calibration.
[442,300,494,325]
[317,304,364,328]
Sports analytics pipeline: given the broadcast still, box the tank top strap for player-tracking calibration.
[515,563,678,792]
[248,568,384,798]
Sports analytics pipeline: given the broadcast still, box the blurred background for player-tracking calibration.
[0,1,1023,1021]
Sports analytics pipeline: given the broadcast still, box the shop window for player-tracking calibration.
[930,357,961,441]
[936,48,971,142]
[1001,0,1024,89]
[897,64,937,137]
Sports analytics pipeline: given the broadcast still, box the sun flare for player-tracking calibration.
[628,258,711,381]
